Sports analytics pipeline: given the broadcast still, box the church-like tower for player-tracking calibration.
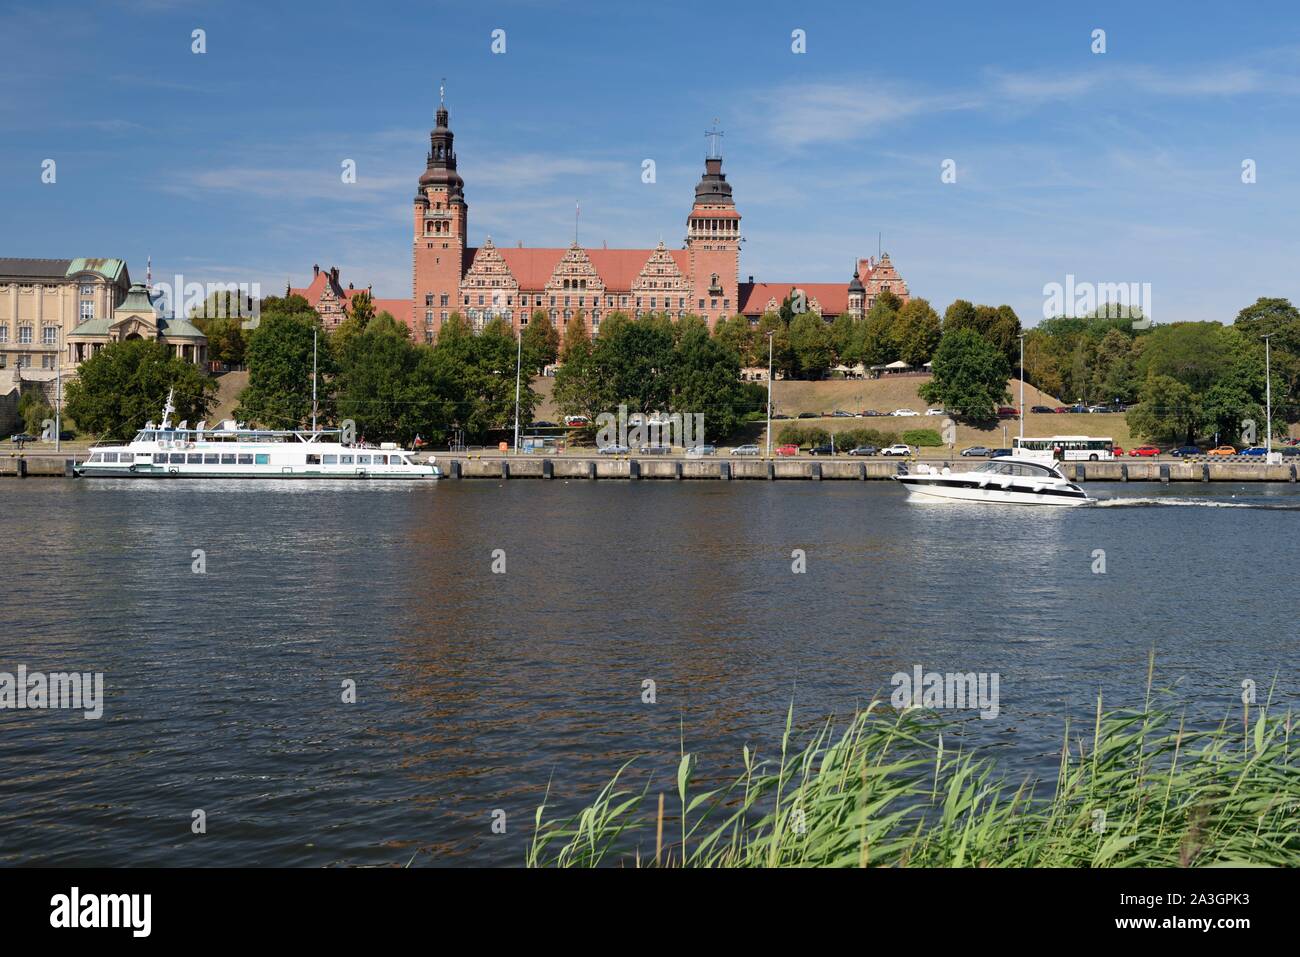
[412,91,468,342]
[685,128,741,328]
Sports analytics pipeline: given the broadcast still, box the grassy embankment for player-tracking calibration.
[527,661,1298,867]
[532,375,1148,449]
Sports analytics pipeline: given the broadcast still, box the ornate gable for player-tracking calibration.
[545,244,605,295]
[461,237,519,292]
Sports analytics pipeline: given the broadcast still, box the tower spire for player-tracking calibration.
[705,118,723,159]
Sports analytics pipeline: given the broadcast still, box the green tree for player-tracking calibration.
[787,312,833,379]
[672,323,747,439]
[893,297,942,367]
[942,299,979,335]
[236,309,329,428]
[714,314,755,366]
[334,315,455,444]
[521,310,560,373]
[65,339,217,440]
[1126,374,1202,444]
[858,298,898,366]
[919,328,1010,423]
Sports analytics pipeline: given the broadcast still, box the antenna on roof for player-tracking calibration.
[146,255,152,289]
[574,201,580,247]
[705,119,723,159]
[878,232,882,259]
[439,77,446,108]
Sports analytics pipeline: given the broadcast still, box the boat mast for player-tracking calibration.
[161,388,175,429]
[311,326,318,432]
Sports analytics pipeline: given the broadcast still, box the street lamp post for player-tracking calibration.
[766,331,774,456]
[1018,333,1025,443]
[513,329,523,454]
[55,328,63,453]
[1262,333,1274,456]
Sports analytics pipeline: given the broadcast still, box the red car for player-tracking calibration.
[1054,407,1070,414]
[1112,446,1124,456]
[1128,445,1160,457]
[775,444,798,456]
[997,407,1020,417]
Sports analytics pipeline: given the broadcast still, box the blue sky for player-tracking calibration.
[3,0,1299,325]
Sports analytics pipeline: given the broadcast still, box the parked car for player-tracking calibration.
[771,413,790,420]
[638,444,672,455]
[925,408,946,416]
[1128,445,1161,457]
[797,411,820,419]
[1112,446,1125,456]
[961,446,992,457]
[686,444,717,456]
[881,443,913,456]
[860,409,886,417]
[775,444,799,456]
[1030,405,1055,414]
[990,448,1013,458]
[1068,404,1088,414]
[529,420,559,429]
[832,410,855,418]
[1168,446,1202,457]
[597,444,629,454]
[1279,446,1300,457]
[891,408,919,417]
[9,433,35,445]
[1207,445,1238,456]
[807,444,836,456]
[1240,446,1269,457]
[996,407,1020,417]
[564,415,590,427]
[1054,406,1070,414]
[847,445,878,456]
[730,444,760,456]
[1086,405,1110,413]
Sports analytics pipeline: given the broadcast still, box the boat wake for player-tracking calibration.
[1088,496,1300,510]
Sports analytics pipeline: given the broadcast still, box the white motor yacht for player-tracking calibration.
[893,455,1089,506]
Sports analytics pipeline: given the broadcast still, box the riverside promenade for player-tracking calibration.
[6,449,1297,483]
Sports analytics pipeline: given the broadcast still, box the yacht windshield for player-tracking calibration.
[973,461,1059,477]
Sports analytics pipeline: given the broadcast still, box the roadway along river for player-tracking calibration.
[1,479,1297,865]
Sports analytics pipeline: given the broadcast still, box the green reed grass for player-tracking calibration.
[527,676,1298,867]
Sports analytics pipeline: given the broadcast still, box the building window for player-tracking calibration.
[42,355,55,369]
[698,299,705,309]
[80,301,95,321]
[441,311,448,320]
[18,325,33,344]
[426,310,434,323]
[79,284,93,296]
[425,294,434,306]
[42,326,57,345]
[0,326,7,343]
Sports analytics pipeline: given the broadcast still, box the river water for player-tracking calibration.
[1,478,1297,865]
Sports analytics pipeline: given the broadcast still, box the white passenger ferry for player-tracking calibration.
[75,391,439,480]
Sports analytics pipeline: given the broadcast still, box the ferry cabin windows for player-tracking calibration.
[221,454,236,465]
[254,454,269,465]
[204,454,219,464]
[307,454,321,465]
[238,454,253,465]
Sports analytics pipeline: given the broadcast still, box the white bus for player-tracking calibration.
[1013,435,1115,461]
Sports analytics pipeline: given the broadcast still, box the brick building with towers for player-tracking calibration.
[298,93,911,342]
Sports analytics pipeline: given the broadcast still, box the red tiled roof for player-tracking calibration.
[474,246,687,293]
[288,270,334,307]
[739,282,849,316]
[489,247,565,289]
